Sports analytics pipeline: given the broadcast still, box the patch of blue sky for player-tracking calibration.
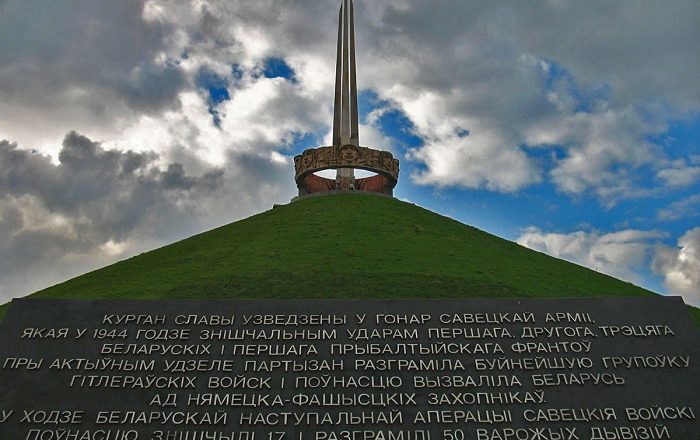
[285,130,327,156]
[648,114,700,160]
[541,60,611,113]
[376,108,424,149]
[653,189,700,236]
[262,57,297,83]
[399,180,668,293]
[402,168,678,243]
[602,197,677,243]
[640,115,700,234]
[456,128,470,138]
[396,184,521,240]
[522,143,566,168]
[231,64,245,85]
[357,89,379,123]
[195,68,231,127]
[196,69,230,105]
[358,90,423,150]
[522,147,691,239]
[643,278,667,298]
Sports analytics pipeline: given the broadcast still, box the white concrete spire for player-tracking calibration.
[333,0,359,148]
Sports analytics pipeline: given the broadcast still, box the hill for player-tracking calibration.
[2,194,698,327]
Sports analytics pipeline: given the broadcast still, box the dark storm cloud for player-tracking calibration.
[116,61,187,112]
[0,0,185,125]
[370,0,700,108]
[0,132,224,242]
[0,131,295,302]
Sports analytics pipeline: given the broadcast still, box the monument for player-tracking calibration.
[0,1,698,439]
[294,0,399,198]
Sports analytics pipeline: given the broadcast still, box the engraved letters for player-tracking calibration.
[0,298,698,439]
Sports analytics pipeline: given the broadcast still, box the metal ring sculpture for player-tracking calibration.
[294,145,399,197]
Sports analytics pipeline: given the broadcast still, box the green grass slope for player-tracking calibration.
[2,195,698,327]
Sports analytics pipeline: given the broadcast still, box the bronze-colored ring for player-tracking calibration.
[294,145,399,187]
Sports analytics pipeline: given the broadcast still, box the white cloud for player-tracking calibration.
[527,107,661,192]
[409,132,540,192]
[653,228,700,307]
[656,159,700,188]
[355,1,698,198]
[657,194,700,221]
[518,226,700,306]
[517,227,666,287]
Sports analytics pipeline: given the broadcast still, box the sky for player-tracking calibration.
[0,0,698,307]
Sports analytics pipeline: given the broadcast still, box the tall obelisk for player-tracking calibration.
[334,0,359,181]
[292,0,399,198]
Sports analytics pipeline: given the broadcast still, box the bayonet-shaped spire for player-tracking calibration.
[333,0,359,147]
[292,0,399,198]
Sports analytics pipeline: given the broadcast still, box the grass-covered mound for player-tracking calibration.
[2,194,698,327]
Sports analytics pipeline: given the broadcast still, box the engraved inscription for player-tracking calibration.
[0,297,698,440]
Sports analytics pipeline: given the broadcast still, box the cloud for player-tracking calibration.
[0,0,186,152]
[525,104,663,197]
[0,132,294,303]
[408,131,541,193]
[518,226,700,306]
[657,194,700,221]
[517,227,666,287]
[0,1,334,303]
[2,0,698,200]
[0,133,223,236]
[356,0,699,198]
[656,159,700,188]
[653,228,700,307]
